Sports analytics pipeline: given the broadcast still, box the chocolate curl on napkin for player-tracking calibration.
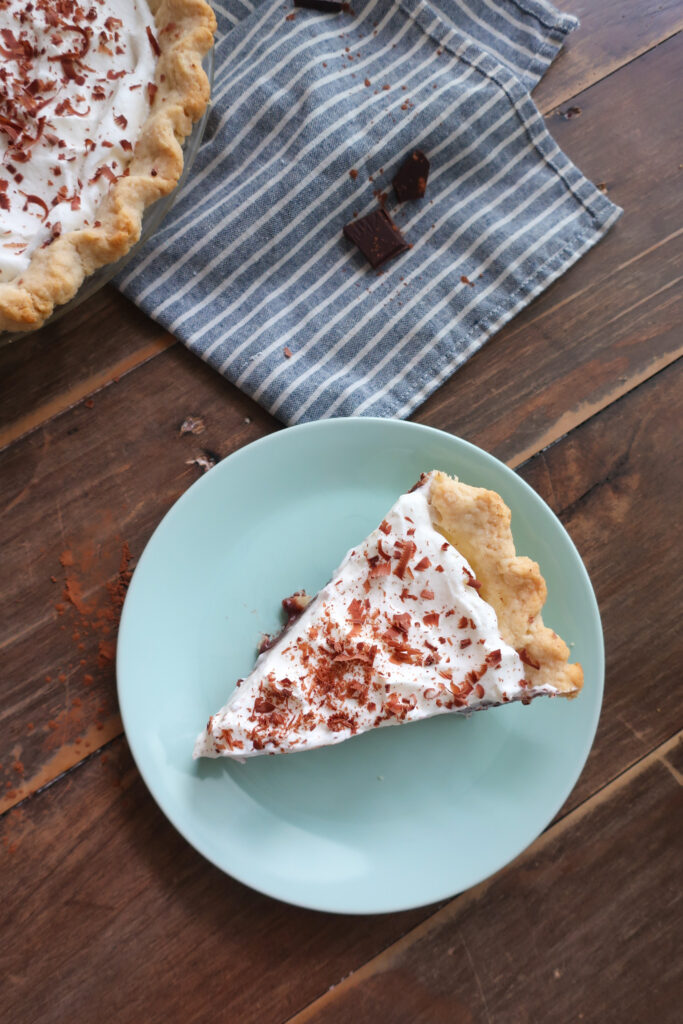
[117,0,621,424]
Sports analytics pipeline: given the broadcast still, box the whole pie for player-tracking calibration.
[0,0,216,332]
[194,471,583,761]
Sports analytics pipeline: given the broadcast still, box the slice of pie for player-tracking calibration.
[194,471,583,761]
[0,0,216,332]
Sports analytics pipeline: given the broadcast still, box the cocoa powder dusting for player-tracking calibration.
[24,535,134,765]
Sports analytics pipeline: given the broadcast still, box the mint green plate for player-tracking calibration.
[117,419,603,914]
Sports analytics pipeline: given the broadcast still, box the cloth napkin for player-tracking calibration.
[116,0,621,424]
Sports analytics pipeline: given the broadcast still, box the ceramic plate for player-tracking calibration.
[117,419,603,914]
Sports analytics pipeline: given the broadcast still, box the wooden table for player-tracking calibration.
[2,2,681,1021]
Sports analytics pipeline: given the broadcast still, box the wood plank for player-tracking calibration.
[416,33,683,458]
[2,38,682,809]
[4,32,681,465]
[0,289,168,451]
[0,9,680,450]
[289,735,683,1024]
[0,734,441,1024]
[0,346,278,813]
[1,347,681,823]
[518,361,683,813]
[533,0,683,112]
[1,731,679,1024]
[664,733,683,782]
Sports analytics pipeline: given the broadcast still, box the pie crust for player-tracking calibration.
[0,0,216,333]
[429,471,583,696]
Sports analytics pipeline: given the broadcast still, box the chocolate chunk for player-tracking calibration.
[294,0,343,11]
[393,150,430,202]
[343,209,409,269]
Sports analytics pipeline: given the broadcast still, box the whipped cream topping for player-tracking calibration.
[195,474,559,761]
[0,0,158,283]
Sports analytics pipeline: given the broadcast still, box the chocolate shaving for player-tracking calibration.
[146,26,161,57]
[393,539,416,579]
[21,193,49,219]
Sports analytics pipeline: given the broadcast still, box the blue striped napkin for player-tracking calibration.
[117,0,621,423]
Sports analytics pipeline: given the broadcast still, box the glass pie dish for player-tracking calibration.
[0,48,214,348]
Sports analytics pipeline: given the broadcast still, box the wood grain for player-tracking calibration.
[0,9,680,1022]
[0,347,277,812]
[289,736,683,1024]
[0,289,167,450]
[0,9,680,451]
[518,360,683,813]
[0,735,441,1024]
[416,33,683,457]
[1,347,680,826]
[533,0,683,112]
[3,31,680,467]
[2,732,679,1024]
